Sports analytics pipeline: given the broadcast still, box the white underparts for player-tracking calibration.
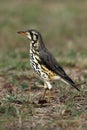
[27,33,31,40]
[44,81,52,90]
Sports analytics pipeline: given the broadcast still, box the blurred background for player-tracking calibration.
[0,1,87,129]
[0,0,87,71]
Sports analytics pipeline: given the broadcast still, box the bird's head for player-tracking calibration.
[17,29,40,42]
[18,29,46,50]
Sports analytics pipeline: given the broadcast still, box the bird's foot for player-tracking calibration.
[38,98,48,104]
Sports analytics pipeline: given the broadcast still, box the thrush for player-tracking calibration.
[17,29,80,102]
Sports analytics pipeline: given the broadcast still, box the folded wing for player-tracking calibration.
[39,49,80,91]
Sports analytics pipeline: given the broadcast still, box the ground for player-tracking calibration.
[0,0,87,130]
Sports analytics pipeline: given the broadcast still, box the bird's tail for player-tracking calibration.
[63,76,86,91]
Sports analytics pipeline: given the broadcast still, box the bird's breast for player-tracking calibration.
[29,46,59,81]
[30,47,41,75]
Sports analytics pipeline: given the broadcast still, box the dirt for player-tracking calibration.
[0,68,87,130]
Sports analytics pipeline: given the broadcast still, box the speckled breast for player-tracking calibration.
[30,50,41,75]
[29,51,57,81]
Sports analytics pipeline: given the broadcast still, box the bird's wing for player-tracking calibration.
[39,49,80,91]
[39,49,69,77]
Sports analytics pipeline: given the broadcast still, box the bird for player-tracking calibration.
[17,29,80,102]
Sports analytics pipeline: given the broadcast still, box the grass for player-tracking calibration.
[0,0,87,130]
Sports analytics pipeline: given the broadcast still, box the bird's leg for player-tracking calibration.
[38,82,48,104]
[48,89,52,103]
[42,88,47,99]
[41,82,48,99]
[45,81,52,103]
[38,81,52,104]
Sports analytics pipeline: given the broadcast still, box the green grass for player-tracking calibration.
[0,0,87,130]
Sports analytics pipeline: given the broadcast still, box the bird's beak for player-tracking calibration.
[17,31,27,36]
